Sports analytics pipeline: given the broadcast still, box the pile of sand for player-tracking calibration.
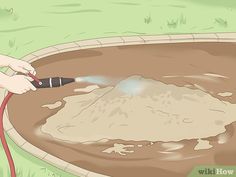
[41,76,236,143]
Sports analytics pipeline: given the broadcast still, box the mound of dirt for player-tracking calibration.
[41,76,236,143]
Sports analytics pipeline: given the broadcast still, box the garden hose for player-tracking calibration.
[0,73,75,177]
[0,73,40,177]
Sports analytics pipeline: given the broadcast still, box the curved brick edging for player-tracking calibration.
[1,33,236,177]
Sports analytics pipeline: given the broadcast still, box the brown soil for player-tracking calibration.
[8,43,236,177]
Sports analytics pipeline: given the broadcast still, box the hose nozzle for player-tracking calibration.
[31,77,75,88]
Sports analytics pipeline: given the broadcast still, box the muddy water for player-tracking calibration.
[8,43,236,177]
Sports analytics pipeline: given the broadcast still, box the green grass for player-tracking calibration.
[167,14,186,29]
[215,18,228,27]
[1,0,236,176]
[0,7,13,18]
[0,135,77,177]
[144,15,152,24]
[1,0,236,58]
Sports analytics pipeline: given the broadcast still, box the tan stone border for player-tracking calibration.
[1,33,236,177]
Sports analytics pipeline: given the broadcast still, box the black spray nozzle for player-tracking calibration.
[31,77,75,88]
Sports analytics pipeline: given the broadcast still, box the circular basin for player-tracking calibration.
[7,42,236,177]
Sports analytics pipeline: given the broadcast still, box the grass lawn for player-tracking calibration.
[0,135,77,177]
[1,0,236,58]
[1,0,236,176]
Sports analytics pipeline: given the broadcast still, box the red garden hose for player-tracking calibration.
[0,73,40,177]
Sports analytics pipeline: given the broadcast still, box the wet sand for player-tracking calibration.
[8,43,236,177]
